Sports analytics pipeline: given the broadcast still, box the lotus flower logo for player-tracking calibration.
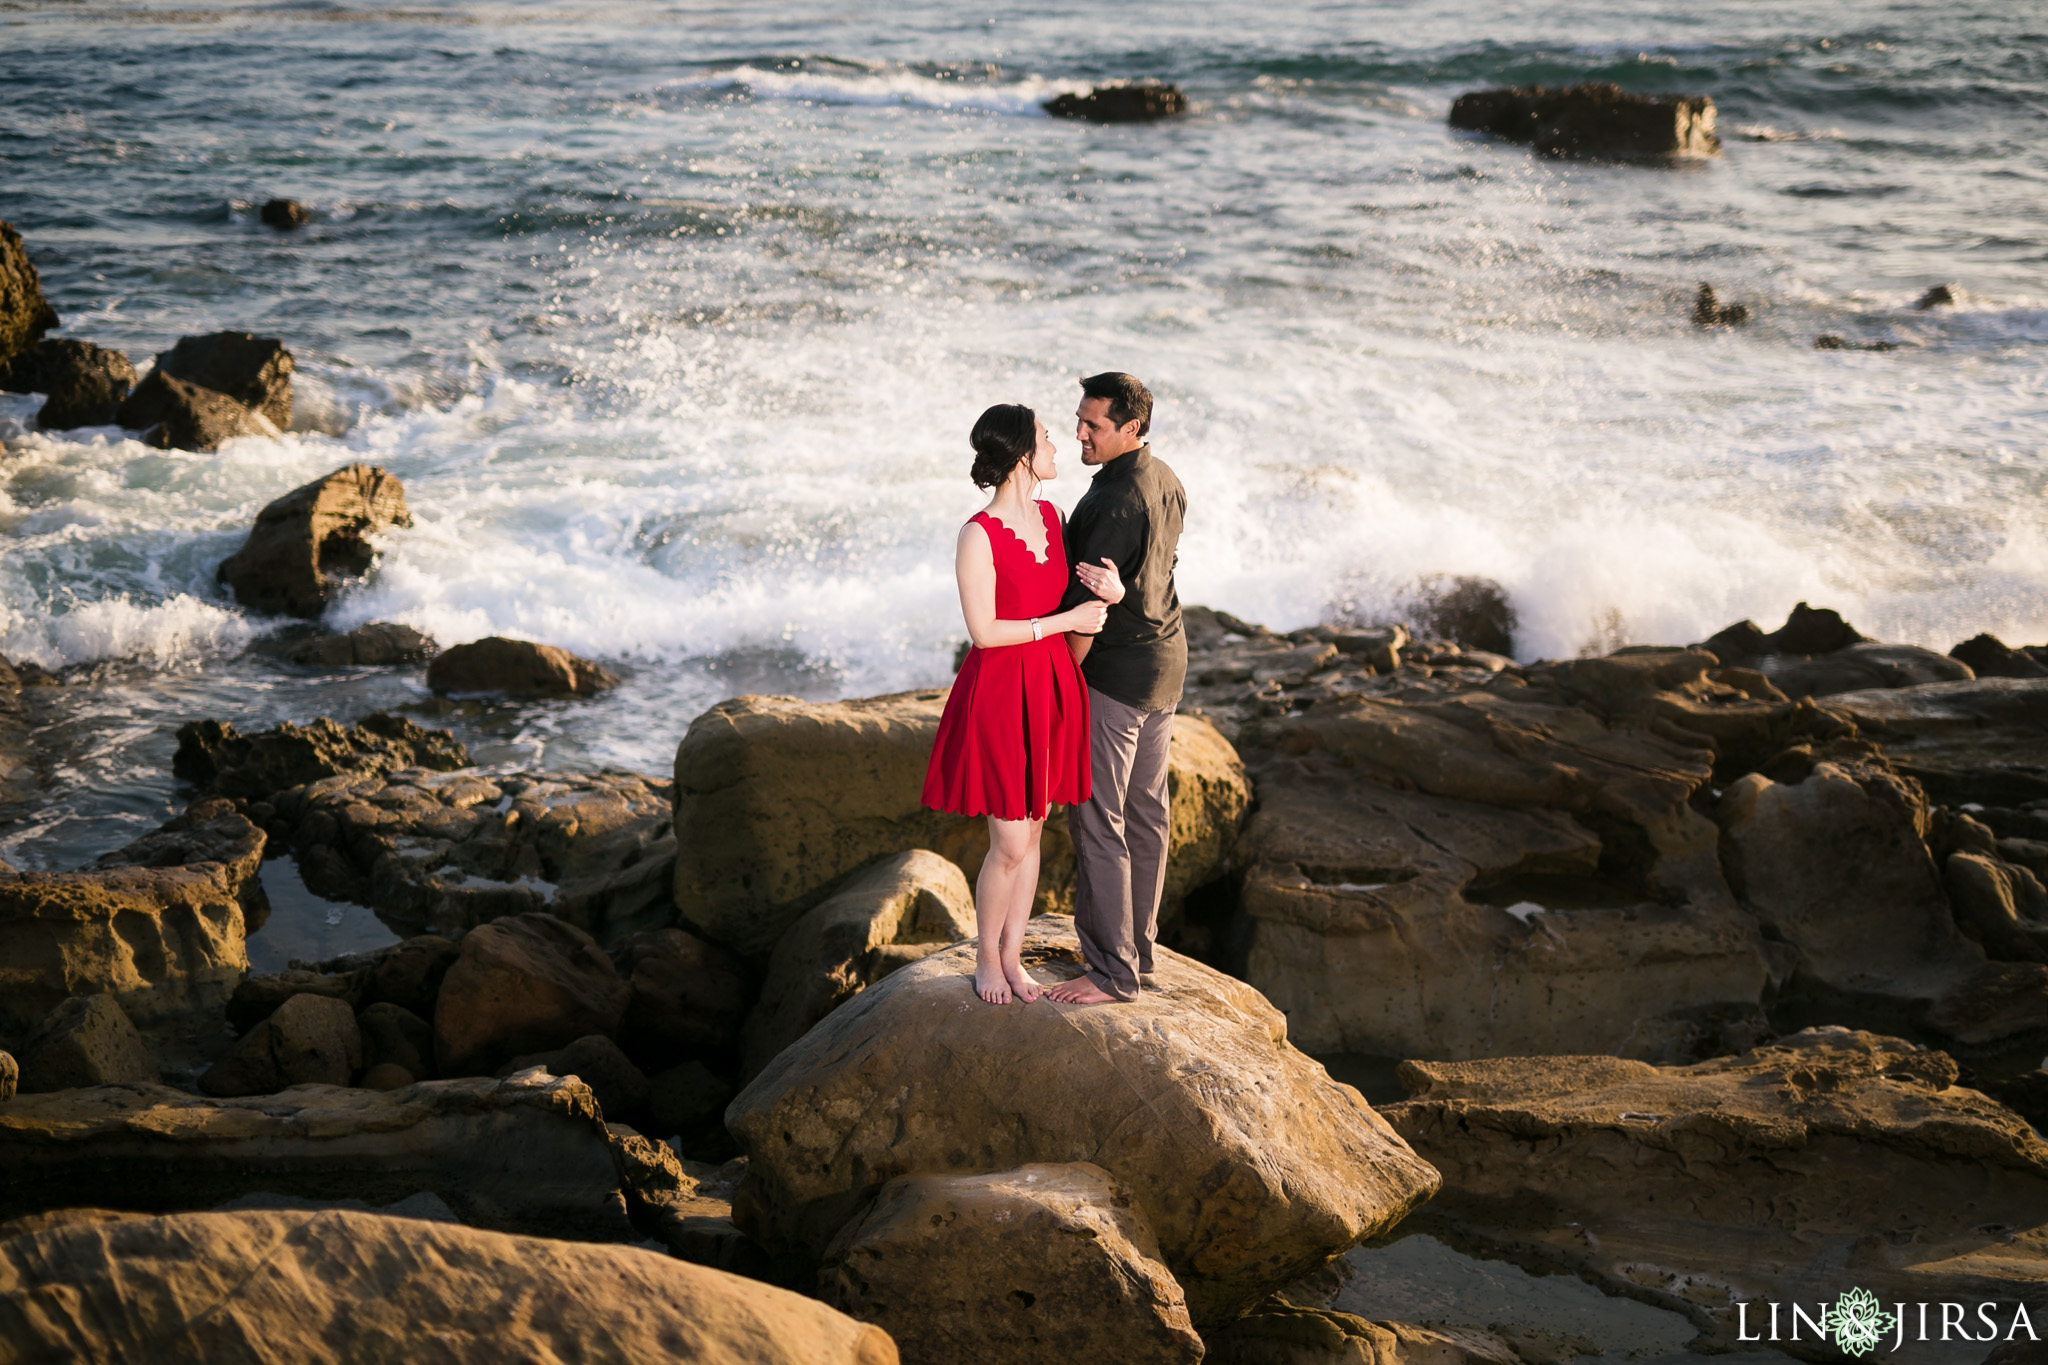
[1826,1287,1898,1357]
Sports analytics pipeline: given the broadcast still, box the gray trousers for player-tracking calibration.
[1070,687,1175,1000]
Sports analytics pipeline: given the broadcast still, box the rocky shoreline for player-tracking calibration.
[8,221,2048,1361]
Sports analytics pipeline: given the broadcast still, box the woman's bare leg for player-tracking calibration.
[1000,819,1043,1001]
[975,816,1038,1004]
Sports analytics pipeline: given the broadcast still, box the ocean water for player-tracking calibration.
[2,0,2045,867]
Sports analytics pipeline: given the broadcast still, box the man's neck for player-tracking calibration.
[1093,441,1145,471]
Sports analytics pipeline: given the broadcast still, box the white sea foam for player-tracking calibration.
[657,62,1083,117]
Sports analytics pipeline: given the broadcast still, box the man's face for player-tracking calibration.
[1075,396,1142,466]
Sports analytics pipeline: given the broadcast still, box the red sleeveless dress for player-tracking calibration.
[922,501,1093,821]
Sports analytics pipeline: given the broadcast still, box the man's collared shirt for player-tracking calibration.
[1059,443,1187,712]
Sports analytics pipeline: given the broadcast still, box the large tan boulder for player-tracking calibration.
[0,854,252,1035]
[0,1070,679,1240]
[820,1163,1201,1365]
[728,918,1439,1326]
[15,994,156,1092]
[1381,1028,2048,1348]
[740,849,974,1079]
[672,692,1248,958]
[433,913,630,1075]
[216,463,412,618]
[1220,695,1769,1055]
[0,1206,898,1365]
[426,636,621,698]
[199,992,362,1096]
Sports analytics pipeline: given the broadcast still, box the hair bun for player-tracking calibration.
[969,404,1037,489]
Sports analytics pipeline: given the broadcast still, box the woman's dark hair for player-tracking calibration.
[969,403,1037,489]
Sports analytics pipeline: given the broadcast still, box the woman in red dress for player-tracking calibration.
[923,404,1123,1005]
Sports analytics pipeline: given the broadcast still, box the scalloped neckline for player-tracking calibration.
[979,501,1055,567]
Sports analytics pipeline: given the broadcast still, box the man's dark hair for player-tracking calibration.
[1079,371,1152,438]
[969,403,1037,489]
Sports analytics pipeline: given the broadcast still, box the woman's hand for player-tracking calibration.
[1074,556,1124,605]
[1062,600,1109,635]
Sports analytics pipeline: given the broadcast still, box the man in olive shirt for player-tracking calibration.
[1046,372,1187,1005]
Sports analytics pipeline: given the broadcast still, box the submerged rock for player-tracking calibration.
[283,621,438,667]
[275,767,674,941]
[14,994,157,1093]
[1915,283,1955,309]
[425,635,620,698]
[1383,1029,2048,1348]
[672,692,1247,958]
[1449,83,1720,159]
[728,918,1440,1326]
[0,1206,898,1364]
[1043,82,1187,122]
[260,197,310,230]
[0,220,59,364]
[0,337,136,429]
[216,463,411,618]
[173,712,466,801]
[820,1163,1202,1365]
[0,1070,679,1240]
[740,849,975,1080]
[1691,282,1750,326]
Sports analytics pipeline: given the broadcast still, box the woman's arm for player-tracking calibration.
[957,522,1107,649]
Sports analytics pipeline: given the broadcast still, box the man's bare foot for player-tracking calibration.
[975,962,1011,1005]
[1004,961,1041,1003]
[1045,976,1117,1005]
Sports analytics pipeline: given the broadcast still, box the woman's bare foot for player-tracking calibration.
[1004,961,1041,1003]
[1045,975,1117,1005]
[975,961,1011,1005]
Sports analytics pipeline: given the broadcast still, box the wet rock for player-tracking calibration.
[275,767,673,940]
[283,621,438,667]
[1382,1029,2048,1348]
[741,850,974,1080]
[357,1002,435,1080]
[1231,676,1770,1058]
[425,635,620,698]
[1951,633,2048,680]
[0,853,252,1035]
[260,197,309,229]
[93,801,267,912]
[0,1205,898,1365]
[0,1070,681,1239]
[434,912,631,1076]
[199,992,362,1096]
[500,1034,649,1122]
[1823,678,2048,808]
[728,918,1440,1326]
[613,927,750,1068]
[147,330,294,429]
[1813,333,1899,352]
[1205,1302,1521,1365]
[820,1163,1201,1365]
[1915,283,1955,309]
[173,712,467,801]
[1947,851,2048,963]
[1698,602,1969,698]
[0,220,59,364]
[1449,83,1719,159]
[0,337,136,428]
[15,995,157,1092]
[0,1051,13,1102]
[215,463,410,618]
[116,369,277,451]
[673,692,1246,957]
[1401,575,1515,656]
[1691,282,1750,326]
[1043,82,1187,122]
